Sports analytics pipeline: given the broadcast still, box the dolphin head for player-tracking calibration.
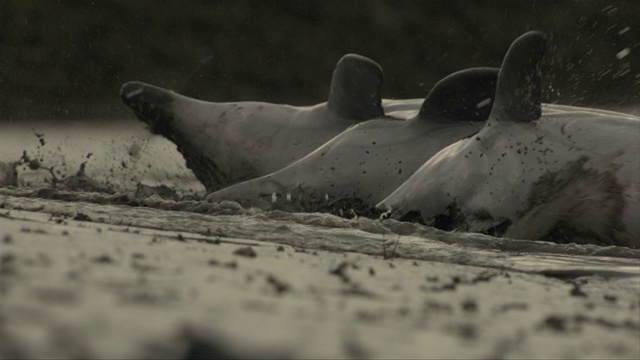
[375,139,475,224]
[120,81,178,138]
[120,81,235,191]
[377,31,547,228]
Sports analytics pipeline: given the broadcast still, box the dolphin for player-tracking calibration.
[121,54,393,192]
[377,31,640,248]
[205,67,499,215]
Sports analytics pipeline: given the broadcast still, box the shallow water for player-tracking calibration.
[1,119,639,278]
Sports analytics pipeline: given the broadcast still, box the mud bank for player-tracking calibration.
[0,199,638,359]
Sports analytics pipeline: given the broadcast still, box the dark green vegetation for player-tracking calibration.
[0,0,638,120]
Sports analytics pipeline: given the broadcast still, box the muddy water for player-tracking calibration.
[0,119,204,194]
[1,119,639,277]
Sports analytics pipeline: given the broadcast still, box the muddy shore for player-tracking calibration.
[1,196,638,359]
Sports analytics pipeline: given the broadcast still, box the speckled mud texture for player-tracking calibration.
[507,155,627,247]
[0,195,639,359]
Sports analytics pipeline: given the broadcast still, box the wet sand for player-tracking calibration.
[1,201,639,359]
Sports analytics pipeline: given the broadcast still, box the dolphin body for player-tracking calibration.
[377,31,640,248]
[205,67,499,215]
[121,54,400,192]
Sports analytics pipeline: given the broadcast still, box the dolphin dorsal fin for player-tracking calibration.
[327,54,384,120]
[490,31,546,123]
[418,67,499,122]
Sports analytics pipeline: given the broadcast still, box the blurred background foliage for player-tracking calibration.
[0,0,638,120]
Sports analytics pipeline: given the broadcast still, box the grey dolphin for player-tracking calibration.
[206,67,499,215]
[377,31,640,248]
[121,54,389,191]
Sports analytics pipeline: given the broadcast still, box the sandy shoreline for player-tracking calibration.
[1,197,639,359]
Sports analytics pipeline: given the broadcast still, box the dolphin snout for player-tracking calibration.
[120,81,176,135]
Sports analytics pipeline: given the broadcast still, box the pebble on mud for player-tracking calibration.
[0,253,17,276]
[265,274,290,294]
[570,283,588,297]
[233,247,257,258]
[208,259,238,269]
[73,212,92,222]
[541,315,569,332]
[92,254,115,264]
[462,299,478,313]
[457,323,478,340]
[330,261,351,283]
[2,234,13,244]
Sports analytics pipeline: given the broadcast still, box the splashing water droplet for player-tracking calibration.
[616,48,630,60]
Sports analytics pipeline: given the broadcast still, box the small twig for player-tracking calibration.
[382,234,387,259]
[382,234,401,260]
[390,234,400,259]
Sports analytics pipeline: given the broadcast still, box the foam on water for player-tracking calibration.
[1,187,638,277]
